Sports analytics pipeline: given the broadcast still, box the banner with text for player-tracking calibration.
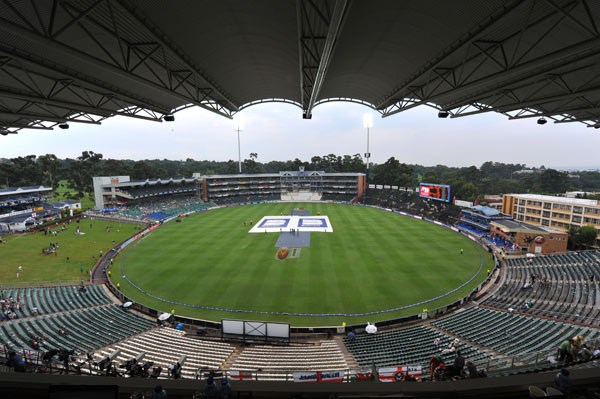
[293,370,345,383]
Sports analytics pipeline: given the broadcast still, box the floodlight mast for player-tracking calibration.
[234,120,243,173]
[363,114,373,171]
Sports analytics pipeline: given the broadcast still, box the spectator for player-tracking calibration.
[554,368,571,395]
[452,350,465,377]
[220,377,233,399]
[203,376,219,398]
[6,350,26,372]
[152,384,167,399]
[466,361,479,378]
[429,354,444,381]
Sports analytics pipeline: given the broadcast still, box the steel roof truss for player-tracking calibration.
[0,48,170,115]
[382,1,600,117]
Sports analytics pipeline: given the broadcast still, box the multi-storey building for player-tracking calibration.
[502,194,600,245]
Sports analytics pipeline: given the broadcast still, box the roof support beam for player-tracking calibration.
[0,47,170,115]
[298,0,350,119]
[376,0,523,109]
[508,105,600,120]
[114,0,239,113]
[0,88,160,121]
[383,37,600,117]
[0,120,53,130]
[0,111,102,125]
[0,16,233,119]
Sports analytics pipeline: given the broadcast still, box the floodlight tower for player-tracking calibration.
[233,118,243,173]
[362,113,373,171]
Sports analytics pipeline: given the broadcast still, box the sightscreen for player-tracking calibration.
[418,183,452,203]
[222,319,290,340]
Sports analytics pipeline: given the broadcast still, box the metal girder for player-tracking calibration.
[314,97,381,111]
[238,98,303,112]
[0,0,236,121]
[380,0,600,120]
[297,0,350,119]
[507,104,600,119]
[0,47,170,115]
[376,0,523,109]
[552,116,598,124]
[384,36,600,117]
[0,87,161,122]
[0,120,53,130]
[114,0,239,114]
[0,110,100,125]
[0,49,168,127]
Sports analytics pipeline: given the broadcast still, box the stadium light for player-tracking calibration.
[58,122,69,129]
[233,117,244,173]
[163,114,175,122]
[438,110,449,118]
[537,117,547,125]
[362,114,373,171]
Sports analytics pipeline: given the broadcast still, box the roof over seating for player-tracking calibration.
[2,0,600,135]
[471,205,502,217]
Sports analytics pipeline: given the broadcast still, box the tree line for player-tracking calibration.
[1,152,600,202]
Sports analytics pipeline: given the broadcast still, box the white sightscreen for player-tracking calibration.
[266,322,290,338]
[222,320,244,335]
[222,320,290,339]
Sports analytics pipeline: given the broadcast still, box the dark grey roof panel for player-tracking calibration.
[1,0,600,133]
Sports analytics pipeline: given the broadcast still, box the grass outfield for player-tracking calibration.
[113,203,494,326]
[0,219,140,284]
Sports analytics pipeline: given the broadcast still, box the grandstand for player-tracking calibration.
[484,251,600,325]
[0,186,55,232]
[360,186,461,225]
[93,171,365,219]
[456,205,512,238]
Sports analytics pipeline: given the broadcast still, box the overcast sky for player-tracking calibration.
[2,102,600,170]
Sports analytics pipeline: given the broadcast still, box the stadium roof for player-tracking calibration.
[508,193,600,206]
[490,219,564,234]
[0,186,53,196]
[2,0,600,135]
[471,205,503,217]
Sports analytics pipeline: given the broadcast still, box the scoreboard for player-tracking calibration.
[418,183,452,203]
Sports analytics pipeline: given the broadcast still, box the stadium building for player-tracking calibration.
[456,205,512,238]
[0,186,54,232]
[502,194,600,246]
[93,171,366,210]
[489,219,568,254]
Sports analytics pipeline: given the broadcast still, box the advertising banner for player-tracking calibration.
[378,366,422,382]
[293,370,345,383]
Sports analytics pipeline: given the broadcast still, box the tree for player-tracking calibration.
[371,157,416,187]
[69,151,103,196]
[37,154,61,189]
[131,160,156,180]
[540,169,569,194]
[568,225,599,250]
[579,226,598,248]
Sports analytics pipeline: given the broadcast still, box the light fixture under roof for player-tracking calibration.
[438,110,449,118]
[537,117,547,125]
[58,122,69,129]
[163,114,175,122]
